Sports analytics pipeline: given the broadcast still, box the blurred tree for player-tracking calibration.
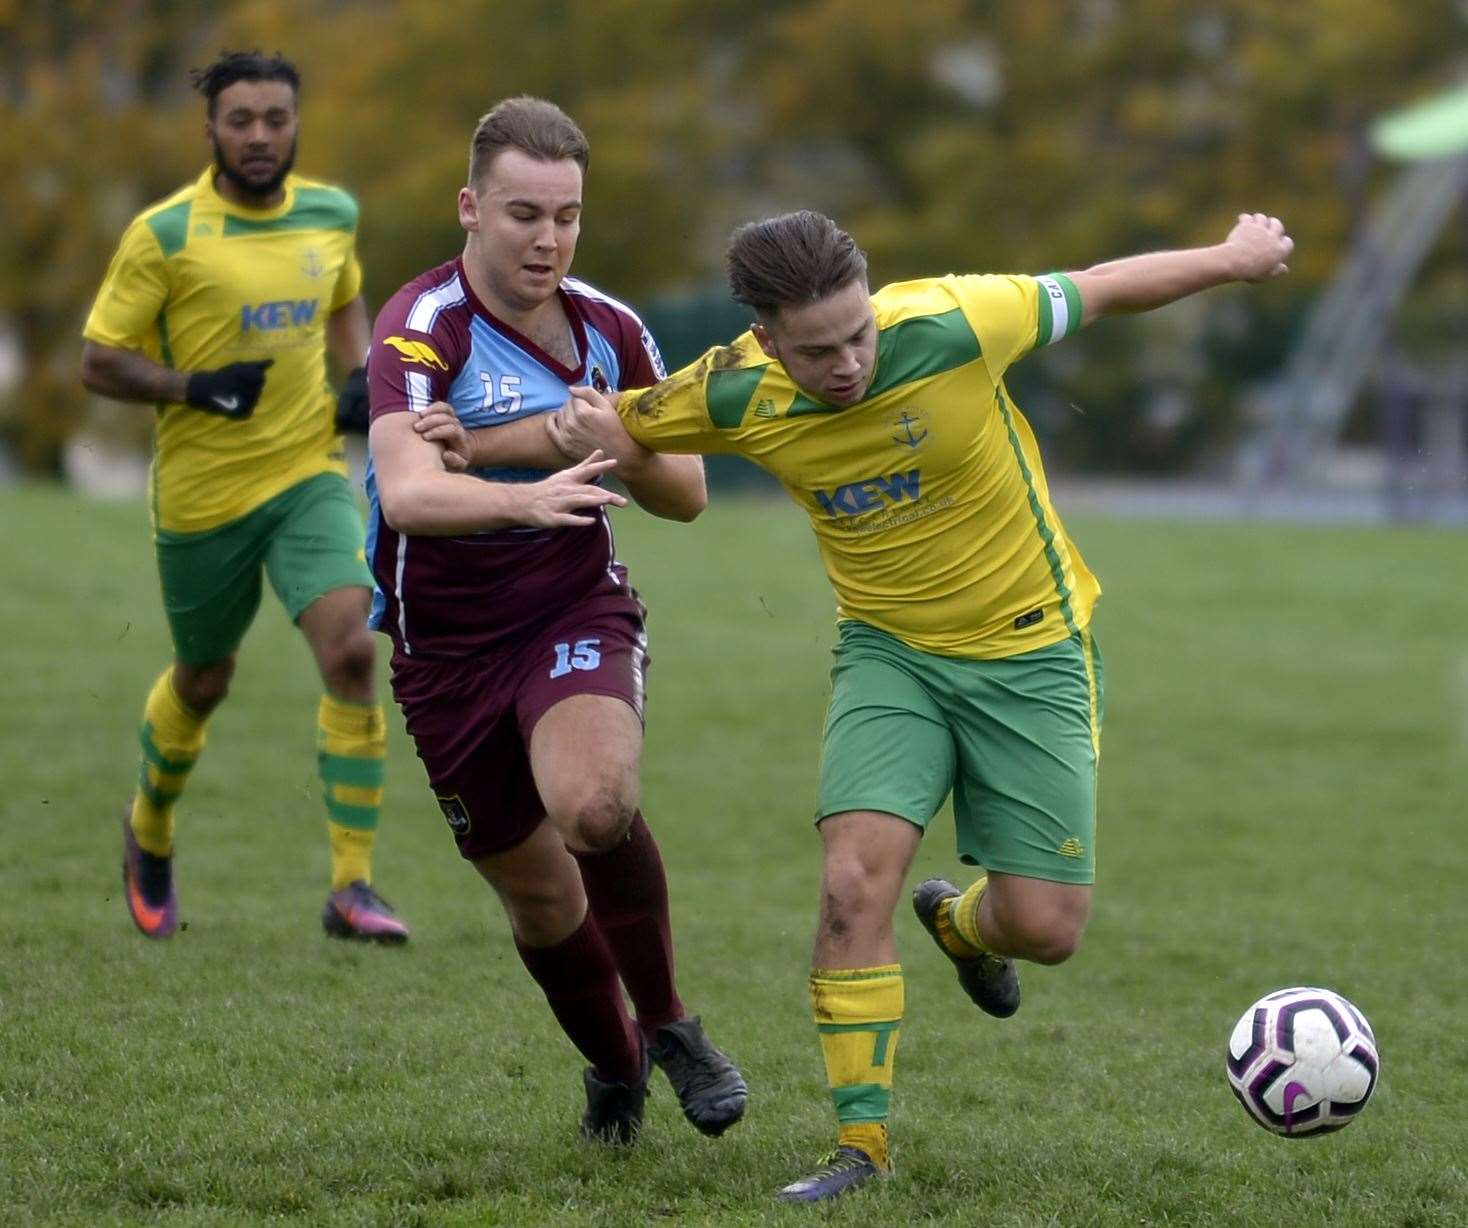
[0,0,1460,476]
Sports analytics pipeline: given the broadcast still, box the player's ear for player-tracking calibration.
[457,186,479,234]
[751,322,777,360]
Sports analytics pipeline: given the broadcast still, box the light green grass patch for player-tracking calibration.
[0,485,1464,1226]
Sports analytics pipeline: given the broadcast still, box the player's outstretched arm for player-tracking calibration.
[1068,213,1293,327]
[552,385,707,522]
[372,411,625,535]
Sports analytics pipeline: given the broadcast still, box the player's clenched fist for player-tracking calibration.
[185,359,274,419]
[522,450,627,527]
[1223,213,1293,282]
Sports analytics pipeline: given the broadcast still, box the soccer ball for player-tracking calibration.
[1225,986,1379,1137]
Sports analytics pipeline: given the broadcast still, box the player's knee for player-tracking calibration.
[1012,913,1088,965]
[820,851,887,921]
[568,790,636,854]
[323,632,376,693]
[173,660,234,714]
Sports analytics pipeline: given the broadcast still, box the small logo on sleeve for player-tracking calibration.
[436,794,471,836]
[383,335,448,371]
[1013,608,1045,630]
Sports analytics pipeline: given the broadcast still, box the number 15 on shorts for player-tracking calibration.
[549,638,601,678]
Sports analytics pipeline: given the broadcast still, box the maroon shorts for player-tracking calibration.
[391,592,649,861]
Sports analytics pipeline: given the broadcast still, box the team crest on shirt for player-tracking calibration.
[890,408,929,451]
[436,794,471,836]
[589,364,610,394]
[301,248,325,279]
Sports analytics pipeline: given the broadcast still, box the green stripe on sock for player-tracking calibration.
[326,800,380,830]
[318,752,385,789]
[140,723,197,774]
[137,777,183,810]
[832,1083,890,1124]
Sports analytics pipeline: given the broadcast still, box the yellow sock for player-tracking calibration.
[948,876,993,955]
[811,965,903,1172]
[317,695,386,890]
[131,668,207,856]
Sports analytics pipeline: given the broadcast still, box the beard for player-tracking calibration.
[213,136,297,201]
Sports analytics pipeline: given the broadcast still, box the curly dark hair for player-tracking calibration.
[190,50,300,117]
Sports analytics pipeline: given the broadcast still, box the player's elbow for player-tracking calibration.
[377,479,427,535]
[667,486,707,522]
[79,344,113,395]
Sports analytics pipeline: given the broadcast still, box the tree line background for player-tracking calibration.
[2,0,1462,479]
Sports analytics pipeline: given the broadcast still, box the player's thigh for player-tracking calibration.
[817,621,956,832]
[155,511,273,665]
[518,603,650,823]
[949,629,1103,885]
[262,472,374,623]
[391,655,546,862]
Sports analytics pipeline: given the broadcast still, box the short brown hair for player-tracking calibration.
[468,96,590,187]
[726,211,868,319]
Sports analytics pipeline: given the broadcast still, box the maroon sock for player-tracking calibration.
[574,812,686,1038]
[514,914,642,1085]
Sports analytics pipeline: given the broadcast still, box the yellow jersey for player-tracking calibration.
[84,168,362,534]
[616,273,1099,659]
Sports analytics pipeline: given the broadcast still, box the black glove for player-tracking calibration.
[334,365,370,434]
[184,359,273,419]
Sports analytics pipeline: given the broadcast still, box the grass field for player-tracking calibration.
[1,482,1465,1227]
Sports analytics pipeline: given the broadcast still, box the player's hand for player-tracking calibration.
[184,359,273,419]
[334,366,370,434]
[549,385,647,465]
[523,450,627,526]
[413,401,475,471]
[1224,213,1293,282]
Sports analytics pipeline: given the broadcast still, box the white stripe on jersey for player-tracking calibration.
[563,276,667,378]
[405,371,432,413]
[406,271,466,334]
[393,535,411,655]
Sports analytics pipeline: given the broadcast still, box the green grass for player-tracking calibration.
[1,483,1465,1227]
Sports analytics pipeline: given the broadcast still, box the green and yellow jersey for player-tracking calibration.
[84,168,362,534]
[617,273,1099,659]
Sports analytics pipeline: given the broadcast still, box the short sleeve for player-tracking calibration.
[331,248,363,311]
[82,219,170,351]
[948,272,1082,384]
[368,291,458,422]
[615,349,731,455]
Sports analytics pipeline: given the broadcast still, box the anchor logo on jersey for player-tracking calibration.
[891,408,929,450]
[301,247,325,279]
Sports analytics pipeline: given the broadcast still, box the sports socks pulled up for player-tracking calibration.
[810,964,904,1171]
[131,667,207,856]
[515,913,644,1087]
[938,875,992,958]
[316,694,386,890]
[573,811,685,1038]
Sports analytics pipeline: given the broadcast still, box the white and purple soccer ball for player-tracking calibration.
[1226,987,1379,1137]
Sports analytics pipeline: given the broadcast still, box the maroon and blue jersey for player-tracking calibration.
[364,257,666,659]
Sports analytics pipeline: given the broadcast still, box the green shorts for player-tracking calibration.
[817,620,1104,884]
[155,472,373,665]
